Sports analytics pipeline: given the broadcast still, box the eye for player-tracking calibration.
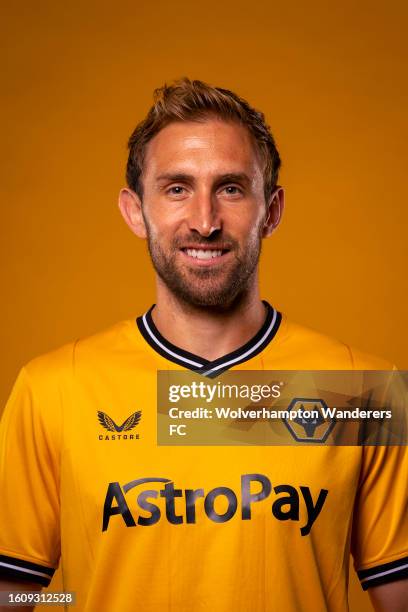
[167,185,186,196]
[221,185,243,196]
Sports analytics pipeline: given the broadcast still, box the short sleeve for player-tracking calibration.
[351,445,408,590]
[0,367,61,586]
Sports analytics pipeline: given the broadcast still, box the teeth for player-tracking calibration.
[185,249,223,260]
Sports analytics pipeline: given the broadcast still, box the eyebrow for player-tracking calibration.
[156,173,195,184]
[155,172,251,185]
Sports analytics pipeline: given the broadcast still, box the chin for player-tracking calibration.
[155,260,255,309]
[174,284,243,309]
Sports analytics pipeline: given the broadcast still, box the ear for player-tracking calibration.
[118,188,147,239]
[262,186,284,238]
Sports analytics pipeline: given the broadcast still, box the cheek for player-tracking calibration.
[231,207,265,239]
[144,212,172,240]
[144,204,183,238]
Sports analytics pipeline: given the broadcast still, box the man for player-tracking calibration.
[0,79,406,611]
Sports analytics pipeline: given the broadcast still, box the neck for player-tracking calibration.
[151,277,267,361]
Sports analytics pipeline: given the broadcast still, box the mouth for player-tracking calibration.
[179,246,231,266]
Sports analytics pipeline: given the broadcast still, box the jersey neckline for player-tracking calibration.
[136,301,282,378]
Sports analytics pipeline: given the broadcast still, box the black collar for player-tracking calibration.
[136,301,282,378]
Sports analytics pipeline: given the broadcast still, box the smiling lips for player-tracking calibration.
[180,246,231,264]
[185,248,223,260]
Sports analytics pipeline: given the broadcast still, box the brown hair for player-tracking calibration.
[126,78,281,201]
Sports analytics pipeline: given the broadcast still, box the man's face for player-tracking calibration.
[136,118,272,308]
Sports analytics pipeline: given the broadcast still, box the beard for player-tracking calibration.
[143,218,264,309]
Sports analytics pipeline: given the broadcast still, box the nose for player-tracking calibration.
[187,189,222,237]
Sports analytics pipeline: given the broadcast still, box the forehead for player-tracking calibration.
[143,119,263,178]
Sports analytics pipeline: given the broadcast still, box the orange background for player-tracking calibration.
[1,1,407,610]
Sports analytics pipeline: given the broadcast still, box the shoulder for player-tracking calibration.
[23,319,139,387]
[271,314,393,370]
